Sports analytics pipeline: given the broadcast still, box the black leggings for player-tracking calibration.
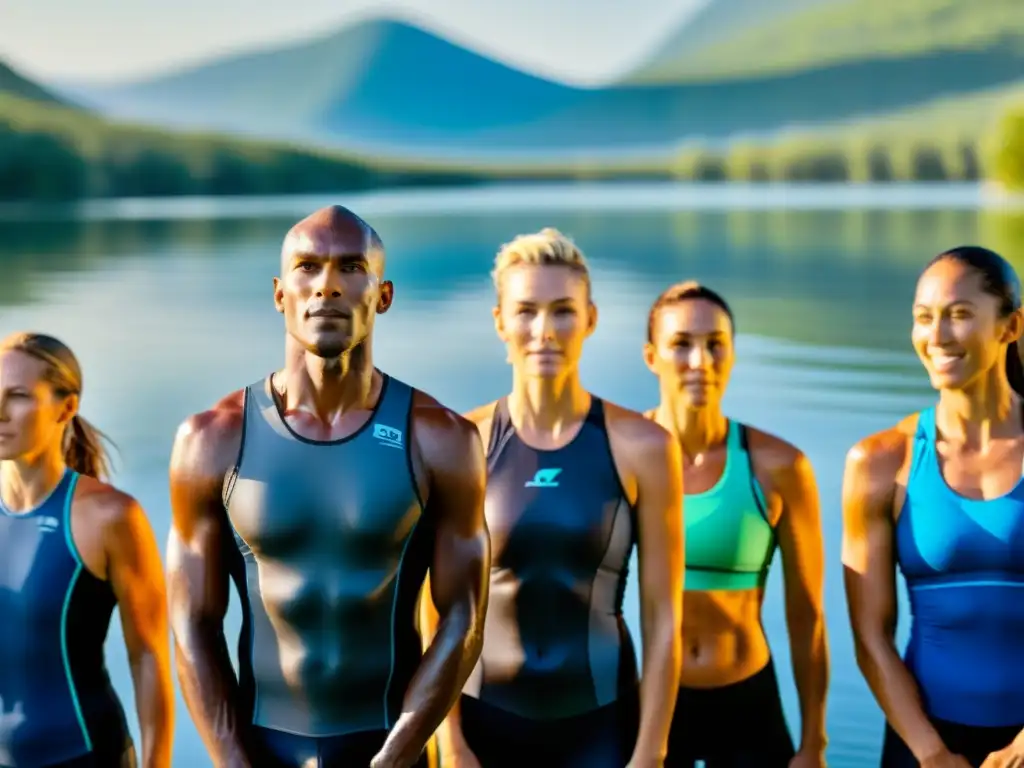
[666,659,795,768]
[247,726,429,768]
[881,718,1024,767]
[44,745,135,768]
[460,694,639,768]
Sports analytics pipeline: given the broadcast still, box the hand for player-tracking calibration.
[370,746,425,768]
[789,747,827,768]
[440,743,482,768]
[920,747,972,768]
[216,746,253,768]
[981,735,1024,768]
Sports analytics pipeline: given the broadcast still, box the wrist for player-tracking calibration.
[628,747,667,768]
[910,732,948,763]
[798,735,827,754]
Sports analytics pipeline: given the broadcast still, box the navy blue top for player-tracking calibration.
[467,396,639,719]
[0,469,130,766]
[896,406,1024,727]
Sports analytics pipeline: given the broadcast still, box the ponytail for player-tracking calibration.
[64,414,113,480]
[1007,341,1024,398]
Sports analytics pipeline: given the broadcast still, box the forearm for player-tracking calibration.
[855,635,943,761]
[788,612,829,752]
[174,622,250,766]
[631,616,682,766]
[378,603,482,767]
[130,649,175,768]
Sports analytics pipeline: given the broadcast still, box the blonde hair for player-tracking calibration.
[491,227,592,300]
[0,332,114,480]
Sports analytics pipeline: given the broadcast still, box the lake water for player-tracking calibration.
[2,182,1023,767]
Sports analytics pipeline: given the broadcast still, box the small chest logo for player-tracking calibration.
[37,516,59,533]
[373,423,403,449]
[525,468,562,488]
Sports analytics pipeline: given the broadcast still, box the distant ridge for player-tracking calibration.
[0,60,74,107]
[55,3,1024,160]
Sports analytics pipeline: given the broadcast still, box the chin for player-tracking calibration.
[0,446,26,462]
[306,334,356,359]
[928,371,969,391]
[524,362,565,378]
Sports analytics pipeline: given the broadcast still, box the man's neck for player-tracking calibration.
[277,336,378,422]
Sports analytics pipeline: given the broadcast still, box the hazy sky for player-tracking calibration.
[2,0,704,85]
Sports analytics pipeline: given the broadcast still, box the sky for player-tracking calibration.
[1,0,705,86]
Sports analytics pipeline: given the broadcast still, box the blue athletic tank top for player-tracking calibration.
[0,469,130,766]
[896,406,1024,727]
[467,396,638,720]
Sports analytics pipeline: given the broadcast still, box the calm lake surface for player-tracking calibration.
[2,182,1023,767]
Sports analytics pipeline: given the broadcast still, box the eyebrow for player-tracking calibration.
[670,329,727,337]
[913,299,977,310]
[291,252,368,264]
[513,296,575,305]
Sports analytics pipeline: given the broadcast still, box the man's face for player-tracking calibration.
[274,227,392,358]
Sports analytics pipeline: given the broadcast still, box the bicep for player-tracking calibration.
[635,438,685,606]
[776,455,826,606]
[841,455,898,642]
[108,502,169,653]
[167,439,231,625]
[426,425,489,618]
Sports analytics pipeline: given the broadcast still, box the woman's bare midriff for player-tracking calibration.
[680,587,771,689]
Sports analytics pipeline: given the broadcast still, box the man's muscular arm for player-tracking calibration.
[374,399,490,768]
[166,395,250,768]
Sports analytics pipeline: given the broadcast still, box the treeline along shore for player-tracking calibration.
[2,90,1024,202]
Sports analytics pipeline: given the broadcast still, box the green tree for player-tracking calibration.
[986,103,1024,191]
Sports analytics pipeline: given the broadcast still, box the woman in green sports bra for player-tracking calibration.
[643,281,831,768]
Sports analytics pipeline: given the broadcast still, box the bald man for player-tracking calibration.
[166,206,490,768]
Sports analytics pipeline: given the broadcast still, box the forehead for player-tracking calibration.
[915,260,989,305]
[282,226,380,264]
[502,263,588,301]
[0,350,46,387]
[656,298,731,337]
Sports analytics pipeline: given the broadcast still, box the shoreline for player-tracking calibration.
[3,181,1024,223]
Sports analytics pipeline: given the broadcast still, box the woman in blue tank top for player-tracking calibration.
[842,246,1024,768]
[644,281,830,767]
[0,333,173,768]
[421,228,685,768]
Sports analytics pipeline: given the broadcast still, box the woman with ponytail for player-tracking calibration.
[0,332,173,767]
[842,247,1024,767]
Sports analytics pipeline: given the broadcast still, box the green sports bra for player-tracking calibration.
[684,420,777,591]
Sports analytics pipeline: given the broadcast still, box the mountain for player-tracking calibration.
[0,60,73,106]
[622,0,837,84]
[62,3,1024,161]
[622,0,1024,84]
[65,20,578,151]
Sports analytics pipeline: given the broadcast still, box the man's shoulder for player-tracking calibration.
[171,389,247,471]
[407,389,482,468]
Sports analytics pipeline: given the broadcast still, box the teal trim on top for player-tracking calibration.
[59,471,92,751]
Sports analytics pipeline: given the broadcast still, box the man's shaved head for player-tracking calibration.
[274,205,393,359]
[281,205,385,275]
